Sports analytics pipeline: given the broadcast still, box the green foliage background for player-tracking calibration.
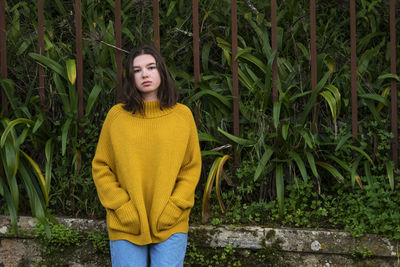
[1,0,400,239]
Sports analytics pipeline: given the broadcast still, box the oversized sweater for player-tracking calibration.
[92,100,201,245]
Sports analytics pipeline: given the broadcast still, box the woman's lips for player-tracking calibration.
[142,81,151,86]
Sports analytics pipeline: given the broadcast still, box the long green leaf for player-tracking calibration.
[202,157,221,224]
[215,155,231,213]
[198,132,221,143]
[335,134,353,151]
[18,160,46,218]
[66,59,76,85]
[19,150,48,203]
[350,157,362,189]
[320,90,335,115]
[364,161,374,187]
[237,52,268,74]
[359,93,388,105]
[327,155,351,172]
[275,163,284,215]
[299,71,331,125]
[190,89,231,109]
[273,101,281,129]
[316,161,344,183]
[217,127,256,146]
[61,118,72,156]
[343,144,374,165]
[254,147,274,181]
[378,73,400,82]
[0,179,18,233]
[288,151,308,183]
[29,53,66,79]
[33,113,44,133]
[0,78,18,114]
[1,118,34,147]
[299,130,314,149]
[45,139,54,199]
[281,123,289,140]
[386,161,394,190]
[305,152,319,178]
[85,84,102,116]
[53,73,70,113]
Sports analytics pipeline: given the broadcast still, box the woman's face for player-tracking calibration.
[133,54,161,101]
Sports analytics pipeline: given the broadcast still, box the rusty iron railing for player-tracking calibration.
[74,0,84,123]
[389,0,398,168]
[0,0,7,115]
[231,0,240,167]
[115,0,123,102]
[0,0,398,168]
[37,0,45,107]
[350,0,358,139]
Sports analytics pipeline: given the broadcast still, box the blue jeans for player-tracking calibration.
[110,233,188,267]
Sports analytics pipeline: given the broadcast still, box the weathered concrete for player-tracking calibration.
[0,215,399,266]
[197,225,399,257]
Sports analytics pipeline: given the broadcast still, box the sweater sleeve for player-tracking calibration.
[92,107,130,210]
[170,112,202,209]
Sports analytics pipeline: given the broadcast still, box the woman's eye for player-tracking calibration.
[133,69,140,73]
[149,66,156,70]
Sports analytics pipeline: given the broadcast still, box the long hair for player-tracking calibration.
[122,44,179,114]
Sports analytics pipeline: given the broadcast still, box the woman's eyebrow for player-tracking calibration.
[133,62,156,68]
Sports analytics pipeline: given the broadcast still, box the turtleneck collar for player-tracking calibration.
[136,100,175,118]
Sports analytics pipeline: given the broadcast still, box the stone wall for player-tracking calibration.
[0,215,399,266]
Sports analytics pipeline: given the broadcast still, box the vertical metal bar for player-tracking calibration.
[115,0,123,101]
[310,0,317,91]
[389,0,398,168]
[153,0,160,50]
[350,0,358,138]
[271,0,278,103]
[192,0,200,87]
[74,0,84,122]
[310,0,318,131]
[0,0,8,115]
[38,0,46,107]
[231,0,240,167]
[192,0,201,126]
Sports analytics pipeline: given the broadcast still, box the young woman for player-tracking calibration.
[92,44,202,266]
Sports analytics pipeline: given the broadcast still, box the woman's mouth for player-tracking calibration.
[142,81,151,86]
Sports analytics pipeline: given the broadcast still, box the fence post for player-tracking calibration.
[192,0,201,126]
[153,0,160,51]
[389,0,398,170]
[310,0,318,132]
[115,0,123,102]
[350,0,358,138]
[74,0,84,123]
[0,0,8,116]
[271,0,278,103]
[38,0,46,108]
[231,0,240,168]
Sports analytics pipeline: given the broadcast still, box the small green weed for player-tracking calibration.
[88,229,110,254]
[348,244,375,259]
[34,221,82,255]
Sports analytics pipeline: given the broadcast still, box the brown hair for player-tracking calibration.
[122,44,179,114]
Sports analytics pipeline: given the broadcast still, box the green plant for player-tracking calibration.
[88,229,109,254]
[201,154,232,223]
[33,221,82,255]
[0,78,54,232]
[349,244,375,259]
[185,243,242,267]
[2,0,400,235]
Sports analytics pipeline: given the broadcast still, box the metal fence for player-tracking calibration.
[0,0,398,167]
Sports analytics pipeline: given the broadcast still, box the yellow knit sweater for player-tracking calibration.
[92,101,201,245]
